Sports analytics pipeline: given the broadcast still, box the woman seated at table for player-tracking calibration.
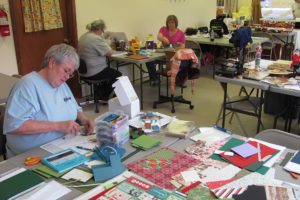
[146,15,186,86]
[78,19,122,100]
[4,44,95,157]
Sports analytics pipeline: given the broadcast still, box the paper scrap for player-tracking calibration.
[62,169,93,182]
[181,170,201,183]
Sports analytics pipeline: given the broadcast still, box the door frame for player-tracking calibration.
[8,0,82,97]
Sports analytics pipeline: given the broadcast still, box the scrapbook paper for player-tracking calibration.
[191,127,231,145]
[212,187,247,199]
[199,164,241,183]
[185,140,227,164]
[231,143,259,158]
[210,138,245,161]
[220,141,279,168]
[233,185,267,200]
[206,178,237,189]
[265,186,296,200]
[187,185,217,200]
[126,148,200,190]
[219,172,283,190]
[181,170,201,183]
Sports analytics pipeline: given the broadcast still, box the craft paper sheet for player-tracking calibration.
[126,148,200,190]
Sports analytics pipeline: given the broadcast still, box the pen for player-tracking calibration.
[213,125,232,134]
[76,146,93,151]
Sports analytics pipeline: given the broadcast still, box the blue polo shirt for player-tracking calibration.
[4,72,82,156]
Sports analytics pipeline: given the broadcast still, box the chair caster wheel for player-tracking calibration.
[171,109,175,113]
[190,105,194,110]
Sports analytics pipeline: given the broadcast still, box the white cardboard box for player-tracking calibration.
[112,76,138,106]
[108,97,140,119]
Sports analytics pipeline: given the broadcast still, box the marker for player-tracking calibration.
[76,146,93,151]
[213,125,232,134]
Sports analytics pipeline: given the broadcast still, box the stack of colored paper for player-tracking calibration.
[131,135,161,150]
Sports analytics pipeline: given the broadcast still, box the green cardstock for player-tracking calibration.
[131,135,161,150]
[35,164,67,178]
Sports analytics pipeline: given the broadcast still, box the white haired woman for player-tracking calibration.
[4,44,95,157]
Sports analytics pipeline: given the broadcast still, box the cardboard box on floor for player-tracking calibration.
[109,76,140,118]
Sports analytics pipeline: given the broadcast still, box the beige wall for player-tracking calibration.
[75,0,216,40]
[0,0,216,76]
[0,0,18,76]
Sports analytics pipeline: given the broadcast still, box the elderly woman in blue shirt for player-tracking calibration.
[4,44,95,157]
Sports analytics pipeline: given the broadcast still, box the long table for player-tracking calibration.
[109,52,165,110]
[186,35,269,77]
[0,131,180,199]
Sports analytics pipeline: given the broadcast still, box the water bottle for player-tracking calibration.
[255,45,262,70]
[210,30,215,42]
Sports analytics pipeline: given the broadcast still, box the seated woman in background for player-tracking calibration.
[146,15,185,86]
[292,0,300,28]
[78,19,122,100]
[4,44,95,157]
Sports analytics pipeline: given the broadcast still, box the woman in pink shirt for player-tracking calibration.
[157,15,185,48]
[147,15,186,86]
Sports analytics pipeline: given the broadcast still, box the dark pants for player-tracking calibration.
[87,67,122,100]
[146,61,158,81]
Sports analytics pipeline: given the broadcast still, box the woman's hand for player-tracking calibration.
[56,121,81,135]
[82,119,96,134]
[162,37,170,45]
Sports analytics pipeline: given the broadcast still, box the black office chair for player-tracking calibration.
[78,59,110,113]
[153,50,199,113]
[0,105,6,160]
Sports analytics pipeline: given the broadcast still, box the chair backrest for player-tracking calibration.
[255,129,300,150]
[0,105,6,159]
[78,59,87,74]
[185,40,201,51]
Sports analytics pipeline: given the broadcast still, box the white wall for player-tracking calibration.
[0,0,18,76]
[0,0,216,76]
[75,0,216,41]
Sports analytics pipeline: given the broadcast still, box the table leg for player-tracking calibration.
[222,82,227,128]
[257,89,264,133]
[140,63,143,110]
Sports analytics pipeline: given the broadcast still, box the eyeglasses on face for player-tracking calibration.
[63,68,75,79]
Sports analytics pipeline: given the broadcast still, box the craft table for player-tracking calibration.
[109,52,165,110]
[186,35,269,77]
